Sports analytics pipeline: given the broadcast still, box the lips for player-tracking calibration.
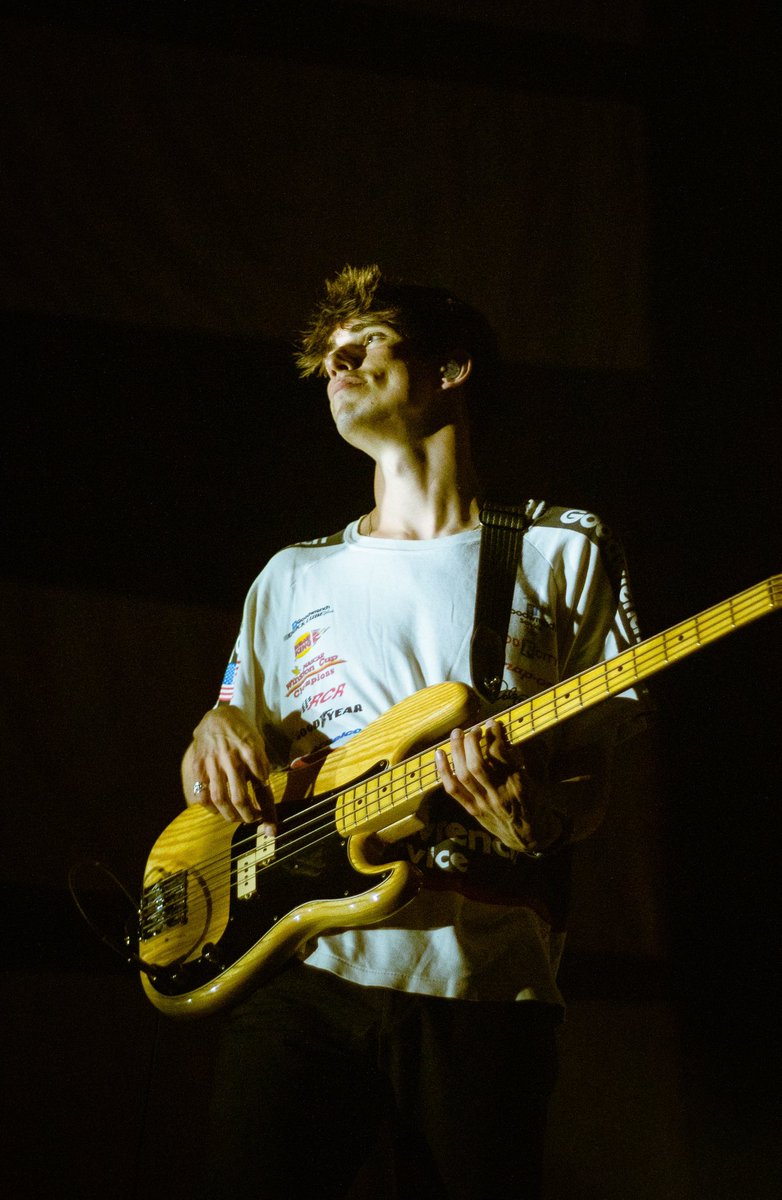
[329,374,364,398]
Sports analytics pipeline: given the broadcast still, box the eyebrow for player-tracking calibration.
[325,321,394,351]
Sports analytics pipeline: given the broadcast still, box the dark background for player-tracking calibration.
[2,3,779,1198]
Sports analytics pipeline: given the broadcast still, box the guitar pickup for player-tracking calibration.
[236,829,276,899]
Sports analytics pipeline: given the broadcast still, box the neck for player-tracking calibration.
[361,425,481,540]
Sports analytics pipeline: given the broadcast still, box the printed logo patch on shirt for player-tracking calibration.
[219,660,239,703]
[283,607,334,641]
[294,629,326,659]
[285,654,346,699]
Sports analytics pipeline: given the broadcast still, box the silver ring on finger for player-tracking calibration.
[192,780,208,796]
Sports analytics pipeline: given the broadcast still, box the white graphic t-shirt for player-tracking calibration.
[217,507,646,1004]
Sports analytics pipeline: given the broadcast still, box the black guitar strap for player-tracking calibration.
[470,499,545,703]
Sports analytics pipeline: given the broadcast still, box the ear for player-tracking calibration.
[439,355,472,389]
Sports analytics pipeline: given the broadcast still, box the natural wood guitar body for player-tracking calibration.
[140,681,477,1019]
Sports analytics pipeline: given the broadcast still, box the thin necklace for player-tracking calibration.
[360,510,480,537]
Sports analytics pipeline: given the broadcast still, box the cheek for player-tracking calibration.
[368,363,403,395]
[384,360,414,390]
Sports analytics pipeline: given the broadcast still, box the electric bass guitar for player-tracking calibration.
[138,575,780,1019]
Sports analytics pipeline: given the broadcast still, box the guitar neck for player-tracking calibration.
[336,575,781,836]
[504,575,781,744]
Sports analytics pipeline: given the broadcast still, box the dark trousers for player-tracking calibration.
[202,961,560,1200]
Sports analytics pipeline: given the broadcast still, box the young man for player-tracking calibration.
[184,265,645,1199]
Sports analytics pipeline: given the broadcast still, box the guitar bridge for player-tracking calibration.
[139,870,188,937]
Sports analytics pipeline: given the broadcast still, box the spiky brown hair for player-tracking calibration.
[295,264,497,387]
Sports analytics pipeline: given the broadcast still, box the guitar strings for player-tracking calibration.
[142,582,778,935]
[140,749,445,936]
[143,788,343,906]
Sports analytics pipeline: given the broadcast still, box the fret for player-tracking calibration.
[400,757,426,801]
[634,639,668,672]
[376,770,395,817]
[346,778,371,827]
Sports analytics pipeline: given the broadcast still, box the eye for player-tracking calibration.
[364,331,386,345]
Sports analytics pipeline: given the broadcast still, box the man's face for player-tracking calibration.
[324,321,442,448]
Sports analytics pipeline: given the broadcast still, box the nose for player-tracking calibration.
[324,339,364,377]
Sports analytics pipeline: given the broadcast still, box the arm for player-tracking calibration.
[436,719,609,855]
[182,703,277,831]
[440,509,646,854]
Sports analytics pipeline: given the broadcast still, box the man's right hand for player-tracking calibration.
[182,705,275,829]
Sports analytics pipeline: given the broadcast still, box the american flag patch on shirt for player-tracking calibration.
[219,660,239,703]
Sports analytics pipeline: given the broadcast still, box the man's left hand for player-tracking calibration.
[435,720,563,854]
